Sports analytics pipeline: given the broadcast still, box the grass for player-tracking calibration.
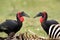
[0,0,60,38]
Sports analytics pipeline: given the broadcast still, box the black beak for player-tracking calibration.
[33,12,42,18]
[21,11,30,17]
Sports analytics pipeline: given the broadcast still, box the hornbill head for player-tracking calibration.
[34,11,47,23]
[18,11,30,17]
[17,11,30,22]
[34,11,47,18]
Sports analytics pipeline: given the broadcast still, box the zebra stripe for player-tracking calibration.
[51,24,59,38]
[56,32,60,38]
[49,24,55,38]
[49,24,55,36]
[51,25,57,38]
[53,26,60,38]
[49,24,60,38]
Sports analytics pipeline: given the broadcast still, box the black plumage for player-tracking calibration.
[0,20,21,35]
[34,11,59,37]
[0,11,29,38]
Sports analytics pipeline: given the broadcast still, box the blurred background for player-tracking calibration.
[0,0,60,38]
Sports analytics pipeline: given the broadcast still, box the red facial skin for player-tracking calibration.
[17,12,24,22]
[40,17,44,23]
[19,17,24,22]
[40,12,46,23]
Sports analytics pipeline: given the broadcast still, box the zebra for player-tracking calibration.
[49,24,60,39]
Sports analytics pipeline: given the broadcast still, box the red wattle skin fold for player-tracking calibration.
[19,17,24,22]
[17,12,24,22]
[40,17,44,23]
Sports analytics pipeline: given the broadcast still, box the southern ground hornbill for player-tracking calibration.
[34,11,60,38]
[0,11,29,38]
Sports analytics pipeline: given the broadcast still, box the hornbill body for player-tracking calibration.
[0,11,29,37]
[34,11,59,38]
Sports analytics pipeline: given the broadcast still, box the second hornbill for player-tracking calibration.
[0,11,29,38]
[34,11,59,38]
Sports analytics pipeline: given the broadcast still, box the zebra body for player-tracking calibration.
[49,24,60,38]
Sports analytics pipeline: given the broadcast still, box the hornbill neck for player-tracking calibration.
[40,12,48,34]
[16,14,23,24]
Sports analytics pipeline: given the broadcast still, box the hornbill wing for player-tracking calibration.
[45,20,59,30]
[45,20,59,26]
[0,20,18,30]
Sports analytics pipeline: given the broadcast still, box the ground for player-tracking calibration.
[0,0,60,38]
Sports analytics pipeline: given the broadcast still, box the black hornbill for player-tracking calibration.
[34,11,59,36]
[0,11,29,38]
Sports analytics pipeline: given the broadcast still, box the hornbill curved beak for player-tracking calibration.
[21,11,30,17]
[33,12,42,18]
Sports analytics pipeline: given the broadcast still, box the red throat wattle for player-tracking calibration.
[40,17,44,23]
[19,17,24,22]
[17,13,24,22]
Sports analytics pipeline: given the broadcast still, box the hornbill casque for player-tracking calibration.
[0,11,30,38]
[34,11,59,38]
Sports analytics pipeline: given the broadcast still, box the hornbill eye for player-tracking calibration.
[33,12,42,18]
[21,11,30,17]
